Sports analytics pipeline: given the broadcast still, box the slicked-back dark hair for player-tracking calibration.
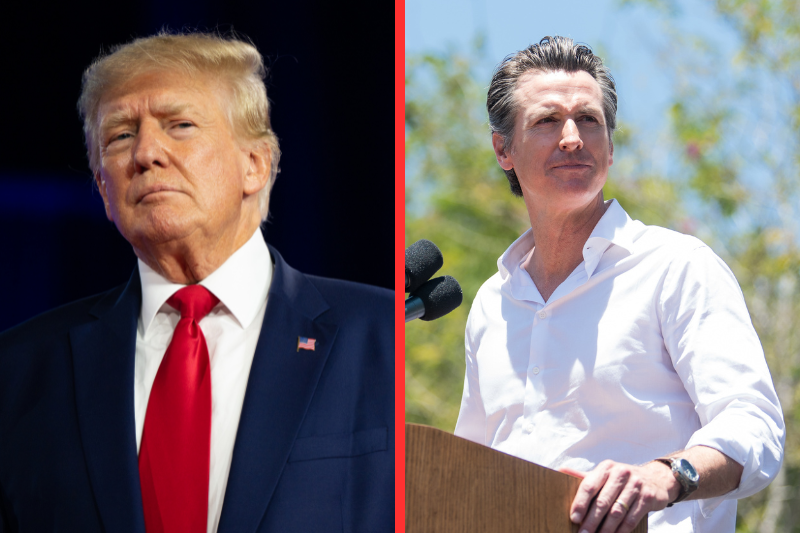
[487,36,617,196]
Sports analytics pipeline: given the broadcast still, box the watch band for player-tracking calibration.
[654,457,699,507]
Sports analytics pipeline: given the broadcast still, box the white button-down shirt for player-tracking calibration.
[455,200,784,532]
[134,228,272,533]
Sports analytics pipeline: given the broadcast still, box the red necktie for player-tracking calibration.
[139,285,219,533]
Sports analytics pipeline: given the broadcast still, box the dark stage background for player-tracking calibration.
[0,1,394,332]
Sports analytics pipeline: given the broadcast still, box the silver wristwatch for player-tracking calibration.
[654,457,699,507]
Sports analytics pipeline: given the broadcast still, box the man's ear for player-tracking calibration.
[94,171,113,221]
[492,132,514,171]
[608,138,614,167]
[243,142,271,196]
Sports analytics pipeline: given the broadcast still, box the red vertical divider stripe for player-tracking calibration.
[395,0,405,530]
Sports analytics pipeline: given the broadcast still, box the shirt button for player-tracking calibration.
[532,366,540,375]
[524,423,535,433]
[538,310,547,319]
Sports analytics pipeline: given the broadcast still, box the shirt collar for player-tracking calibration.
[581,199,635,278]
[138,228,273,335]
[498,199,638,288]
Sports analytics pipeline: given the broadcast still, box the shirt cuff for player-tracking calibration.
[685,406,784,517]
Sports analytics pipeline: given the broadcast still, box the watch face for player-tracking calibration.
[676,458,699,484]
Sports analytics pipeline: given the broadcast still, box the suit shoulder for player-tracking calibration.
[304,275,392,301]
[0,284,125,346]
[304,275,392,322]
[304,275,392,302]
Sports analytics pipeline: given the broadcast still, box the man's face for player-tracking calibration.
[493,70,613,213]
[95,70,266,255]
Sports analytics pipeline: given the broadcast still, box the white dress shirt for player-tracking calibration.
[455,200,785,532]
[134,229,272,533]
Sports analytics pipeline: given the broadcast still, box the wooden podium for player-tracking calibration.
[405,424,647,532]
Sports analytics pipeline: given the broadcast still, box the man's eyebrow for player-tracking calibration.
[529,102,603,113]
[525,106,558,119]
[99,102,202,131]
[151,102,198,118]
[525,104,604,120]
[99,110,136,132]
[576,105,604,115]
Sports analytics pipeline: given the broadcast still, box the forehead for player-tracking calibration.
[513,70,604,114]
[97,70,225,126]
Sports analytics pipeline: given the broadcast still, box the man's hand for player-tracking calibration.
[561,460,679,533]
[561,446,743,533]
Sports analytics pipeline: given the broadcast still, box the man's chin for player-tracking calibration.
[117,211,198,249]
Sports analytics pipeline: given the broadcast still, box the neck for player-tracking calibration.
[134,216,261,285]
[522,192,608,302]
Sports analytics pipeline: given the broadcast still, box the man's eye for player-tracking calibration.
[175,122,194,129]
[537,117,555,124]
[581,115,598,123]
[111,132,133,142]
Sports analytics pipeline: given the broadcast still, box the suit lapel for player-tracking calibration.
[70,271,145,533]
[218,247,339,533]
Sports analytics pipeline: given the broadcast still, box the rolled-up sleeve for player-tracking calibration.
[659,245,785,516]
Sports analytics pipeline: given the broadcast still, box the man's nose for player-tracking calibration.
[559,119,584,151]
[132,123,169,174]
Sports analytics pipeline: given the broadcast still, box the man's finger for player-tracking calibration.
[569,461,613,524]
[578,464,631,533]
[597,479,641,533]
[614,489,650,533]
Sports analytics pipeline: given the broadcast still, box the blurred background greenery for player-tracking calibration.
[405,0,800,530]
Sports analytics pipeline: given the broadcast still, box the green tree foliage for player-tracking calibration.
[405,45,530,429]
[406,2,800,530]
[638,2,800,530]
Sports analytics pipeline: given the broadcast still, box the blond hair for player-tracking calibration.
[78,31,281,219]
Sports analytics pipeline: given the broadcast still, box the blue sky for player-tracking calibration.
[406,0,740,136]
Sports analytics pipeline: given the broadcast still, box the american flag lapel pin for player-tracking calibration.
[297,336,316,352]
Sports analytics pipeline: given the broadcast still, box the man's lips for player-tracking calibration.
[137,184,181,203]
[551,162,592,170]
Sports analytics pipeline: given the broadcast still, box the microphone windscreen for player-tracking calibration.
[405,239,444,293]
[413,275,463,321]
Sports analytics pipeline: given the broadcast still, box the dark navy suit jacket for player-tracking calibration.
[0,245,394,532]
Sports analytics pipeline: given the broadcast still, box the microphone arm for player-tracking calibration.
[405,296,426,322]
[404,276,463,323]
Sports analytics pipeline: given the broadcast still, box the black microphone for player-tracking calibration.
[405,239,443,293]
[405,275,463,322]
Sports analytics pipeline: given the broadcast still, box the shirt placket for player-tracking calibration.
[522,303,548,435]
